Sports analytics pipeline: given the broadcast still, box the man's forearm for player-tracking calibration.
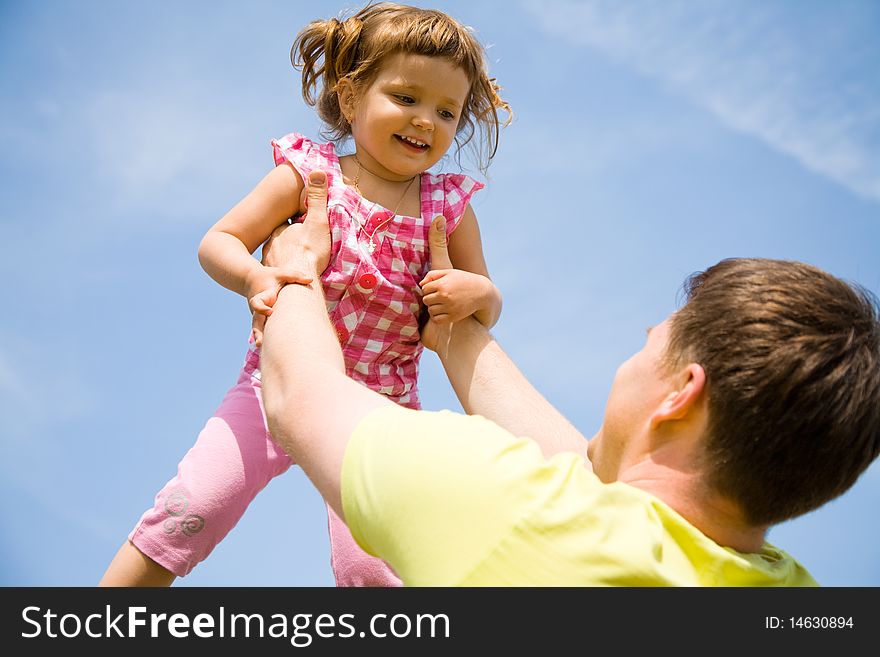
[262,279,346,392]
[436,318,590,463]
[260,279,391,516]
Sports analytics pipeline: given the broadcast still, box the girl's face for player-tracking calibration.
[340,53,470,180]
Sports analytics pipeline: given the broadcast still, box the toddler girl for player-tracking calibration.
[100,2,510,587]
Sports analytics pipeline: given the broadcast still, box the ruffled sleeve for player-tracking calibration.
[270,132,342,186]
[439,173,484,237]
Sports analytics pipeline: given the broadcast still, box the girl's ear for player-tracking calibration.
[336,78,357,124]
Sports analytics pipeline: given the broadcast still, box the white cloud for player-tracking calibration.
[523,0,880,202]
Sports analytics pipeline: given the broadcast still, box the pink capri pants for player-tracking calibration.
[128,348,401,586]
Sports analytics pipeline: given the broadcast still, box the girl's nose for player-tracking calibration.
[412,114,433,131]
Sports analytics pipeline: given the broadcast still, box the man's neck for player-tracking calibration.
[620,458,766,554]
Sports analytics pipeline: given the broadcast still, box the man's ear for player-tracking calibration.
[336,78,357,124]
[649,363,706,429]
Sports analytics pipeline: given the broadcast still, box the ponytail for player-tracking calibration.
[292,16,364,139]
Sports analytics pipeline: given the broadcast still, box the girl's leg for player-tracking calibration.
[327,504,403,587]
[100,352,292,585]
[100,540,175,586]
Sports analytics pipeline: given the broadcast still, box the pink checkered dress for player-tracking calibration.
[257,133,483,409]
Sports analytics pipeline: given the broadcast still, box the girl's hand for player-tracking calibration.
[246,266,314,316]
[247,265,314,347]
[419,268,495,325]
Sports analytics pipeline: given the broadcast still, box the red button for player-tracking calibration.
[359,273,377,290]
[335,326,349,343]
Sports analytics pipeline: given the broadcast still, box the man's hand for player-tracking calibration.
[420,215,455,353]
[252,170,333,347]
[262,170,332,273]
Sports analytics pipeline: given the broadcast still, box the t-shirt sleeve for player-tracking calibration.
[341,405,554,585]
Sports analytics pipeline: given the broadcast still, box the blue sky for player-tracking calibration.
[1,0,878,587]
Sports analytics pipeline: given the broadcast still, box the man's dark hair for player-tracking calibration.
[666,258,880,526]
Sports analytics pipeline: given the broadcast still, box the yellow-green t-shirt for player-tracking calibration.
[341,406,818,586]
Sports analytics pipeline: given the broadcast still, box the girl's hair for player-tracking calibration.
[292,2,511,172]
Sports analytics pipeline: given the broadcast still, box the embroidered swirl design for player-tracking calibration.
[164,492,189,517]
[180,515,205,536]
[158,490,204,536]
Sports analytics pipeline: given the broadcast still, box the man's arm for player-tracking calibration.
[259,172,392,517]
[422,218,591,464]
[432,319,590,463]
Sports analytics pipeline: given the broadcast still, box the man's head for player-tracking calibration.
[660,258,880,527]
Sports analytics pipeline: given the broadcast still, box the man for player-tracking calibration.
[259,170,880,585]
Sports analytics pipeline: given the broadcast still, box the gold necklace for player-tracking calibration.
[351,154,416,191]
[351,156,418,254]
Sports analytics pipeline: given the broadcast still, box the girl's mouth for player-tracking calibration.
[396,134,429,151]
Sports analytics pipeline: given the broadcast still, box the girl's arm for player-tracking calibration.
[198,163,305,306]
[420,205,503,328]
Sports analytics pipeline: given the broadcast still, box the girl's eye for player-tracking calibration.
[394,94,415,104]
[439,110,456,120]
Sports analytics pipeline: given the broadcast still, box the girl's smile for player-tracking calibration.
[340,52,471,180]
[396,135,430,151]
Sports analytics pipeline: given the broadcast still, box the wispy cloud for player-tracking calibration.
[0,349,42,432]
[82,84,263,223]
[87,90,211,199]
[0,342,111,543]
[522,0,880,202]
[0,340,97,445]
